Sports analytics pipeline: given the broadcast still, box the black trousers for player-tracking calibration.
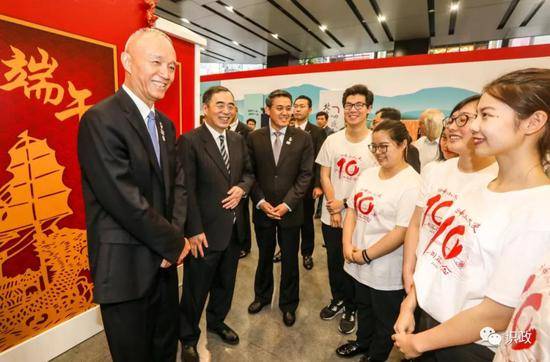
[254,223,300,313]
[179,227,241,345]
[100,267,179,362]
[315,195,323,216]
[299,197,315,257]
[241,198,252,253]
[355,281,404,361]
[322,223,356,311]
[414,310,495,362]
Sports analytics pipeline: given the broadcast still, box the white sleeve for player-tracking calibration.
[486,229,550,308]
[315,135,331,167]
[396,186,421,227]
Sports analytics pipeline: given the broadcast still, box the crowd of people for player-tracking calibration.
[77,28,550,362]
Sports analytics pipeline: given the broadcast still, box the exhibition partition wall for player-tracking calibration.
[0,1,201,360]
[201,44,550,136]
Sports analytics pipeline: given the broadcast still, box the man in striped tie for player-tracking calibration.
[176,86,254,362]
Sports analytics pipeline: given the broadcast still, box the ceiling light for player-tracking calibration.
[232,40,239,46]
[225,5,234,13]
[319,24,327,32]
[271,33,279,39]
[450,2,459,12]
[377,15,386,22]
[181,18,190,24]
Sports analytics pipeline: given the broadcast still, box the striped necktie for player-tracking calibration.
[219,134,230,174]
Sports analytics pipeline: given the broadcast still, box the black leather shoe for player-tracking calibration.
[303,255,313,270]
[336,341,367,358]
[282,311,295,326]
[207,323,239,345]
[248,300,268,314]
[273,250,281,263]
[180,344,199,362]
[239,250,249,259]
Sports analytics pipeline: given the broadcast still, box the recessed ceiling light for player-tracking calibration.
[225,5,234,13]
[181,18,190,24]
[378,15,386,22]
[232,40,239,46]
[271,33,279,39]
[319,24,327,32]
[450,2,459,11]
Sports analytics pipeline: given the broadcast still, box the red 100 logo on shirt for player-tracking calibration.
[336,157,360,179]
[354,192,374,216]
[422,194,464,260]
[509,273,541,350]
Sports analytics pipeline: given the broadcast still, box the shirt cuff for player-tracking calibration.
[283,203,292,212]
[256,199,265,209]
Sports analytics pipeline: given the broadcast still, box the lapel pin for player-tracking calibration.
[159,122,166,142]
[286,137,292,145]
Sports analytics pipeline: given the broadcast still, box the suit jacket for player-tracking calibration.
[248,126,313,228]
[302,122,327,198]
[406,144,421,173]
[324,126,335,136]
[78,88,186,304]
[178,124,254,251]
[234,121,250,139]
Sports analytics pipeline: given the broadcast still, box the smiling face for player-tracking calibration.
[440,127,459,160]
[344,94,371,128]
[445,100,479,155]
[266,96,292,130]
[371,130,407,169]
[122,31,176,108]
[203,91,235,132]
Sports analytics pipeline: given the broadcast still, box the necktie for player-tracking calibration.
[273,131,282,165]
[219,134,230,174]
[146,111,160,165]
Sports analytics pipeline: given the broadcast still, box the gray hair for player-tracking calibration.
[124,27,172,53]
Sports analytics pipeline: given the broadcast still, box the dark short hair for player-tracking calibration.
[375,107,401,121]
[316,111,328,120]
[266,89,292,107]
[342,84,374,107]
[449,94,481,116]
[202,85,234,104]
[246,118,256,124]
[295,95,312,108]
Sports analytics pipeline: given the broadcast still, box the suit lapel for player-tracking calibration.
[276,127,292,168]
[200,124,230,181]
[158,116,171,201]
[227,131,240,184]
[263,127,277,169]
[304,122,312,134]
[118,89,163,182]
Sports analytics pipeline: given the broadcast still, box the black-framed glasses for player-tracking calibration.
[443,112,477,127]
[368,143,389,154]
[344,102,367,111]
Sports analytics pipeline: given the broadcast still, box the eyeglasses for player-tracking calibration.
[273,106,292,112]
[443,112,477,127]
[368,143,389,154]
[344,102,367,111]
[214,103,236,112]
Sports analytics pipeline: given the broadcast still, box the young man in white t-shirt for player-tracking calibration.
[316,84,378,336]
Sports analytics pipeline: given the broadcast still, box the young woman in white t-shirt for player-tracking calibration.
[402,95,498,294]
[393,68,550,361]
[335,120,421,362]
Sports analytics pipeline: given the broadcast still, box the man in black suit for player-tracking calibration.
[247,89,313,326]
[372,107,421,173]
[316,111,334,136]
[77,28,188,362]
[293,95,326,270]
[228,106,253,258]
[177,86,254,361]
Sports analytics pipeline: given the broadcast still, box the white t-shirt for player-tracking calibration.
[413,136,439,170]
[344,166,421,290]
[414,184,550,349]
[495,250,550,362]
[415,157,498,259]
[316,129,378,226]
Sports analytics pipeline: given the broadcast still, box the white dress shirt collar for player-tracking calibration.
[296,120,308,131]
[269,121,287,138]
[204,121,228,148]
[122,84,154,124]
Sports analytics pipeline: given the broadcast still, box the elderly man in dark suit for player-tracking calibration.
[177,86,254,361]
[293,95,326,270]
[247,89,313,327]
[77,28,188,362]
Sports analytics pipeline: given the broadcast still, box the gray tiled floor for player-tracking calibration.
[52,219,403,362]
